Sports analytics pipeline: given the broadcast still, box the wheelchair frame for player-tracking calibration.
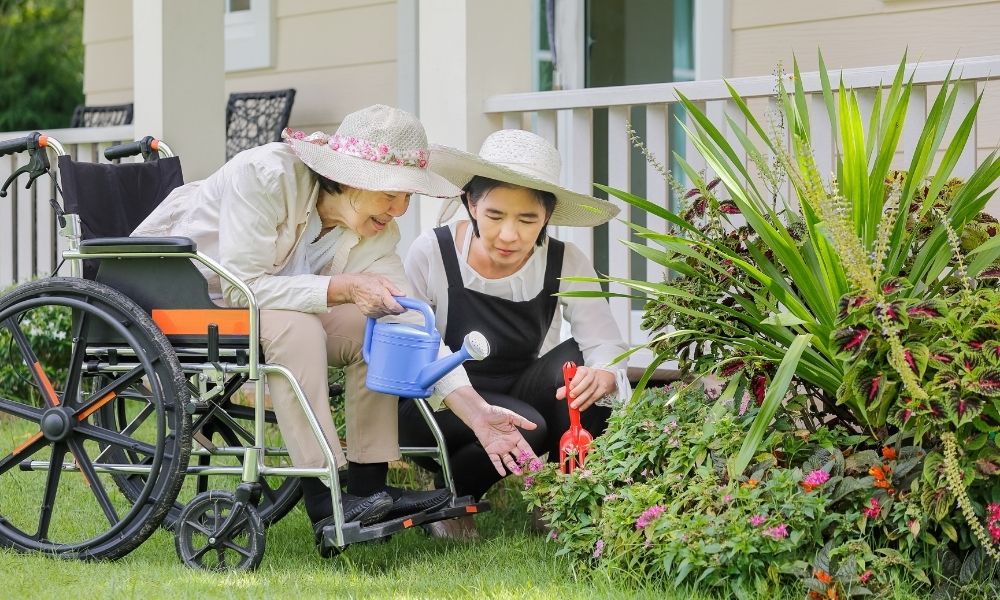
[0,133,483,568]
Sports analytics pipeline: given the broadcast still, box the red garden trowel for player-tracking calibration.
[559,361,593,474]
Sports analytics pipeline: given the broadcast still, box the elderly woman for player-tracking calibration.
[132,105,537,538]
[400,129,630,536]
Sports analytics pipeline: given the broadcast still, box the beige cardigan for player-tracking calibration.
[132,142,411,313]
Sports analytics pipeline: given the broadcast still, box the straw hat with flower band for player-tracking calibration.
[429,129,620,227]
[281,104,461,199]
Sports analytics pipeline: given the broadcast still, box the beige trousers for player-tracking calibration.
[259,305,400,469]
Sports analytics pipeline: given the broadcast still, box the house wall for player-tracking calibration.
[82,0,400,133]
[731,0,1000,214]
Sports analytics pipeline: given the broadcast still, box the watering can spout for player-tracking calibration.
[416,332,491,390]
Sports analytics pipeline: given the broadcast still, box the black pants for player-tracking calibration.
[397,339,611,500]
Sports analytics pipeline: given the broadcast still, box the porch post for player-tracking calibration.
[132,0,225,180]
[416,0,532,231]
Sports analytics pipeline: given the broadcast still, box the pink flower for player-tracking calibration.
[987,503,1000,542]
[549,530,559,540]
[378,143,389,155]
[592,538,604,559]
[523,476,535,489]
[762,523,789,540]
[749,514,766,527]
[801,469,830,492]
[643,539,652,549]
[863,497,881,519]
[528,458,543,472]
[517,451,532,465]
[722,494,733,504]
[418,159,428,168]
[635,505,666,529]
[859,570,873,584]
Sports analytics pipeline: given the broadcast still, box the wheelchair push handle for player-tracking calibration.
[0,132,65,198]
[0,132,46,158]
[104,136,174,161]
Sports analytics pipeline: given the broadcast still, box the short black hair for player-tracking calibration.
[461,176,557,246]
[317,175,343,195]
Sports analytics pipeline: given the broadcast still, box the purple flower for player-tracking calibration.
[528,458,544,472]
[635,505,666,529]
[549,530,559,540]
[749,514,766,527]
[593,538,605,559]
[762,523,789,540]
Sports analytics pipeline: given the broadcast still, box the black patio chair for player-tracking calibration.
[70,103,134,128]
[225,88,296,160]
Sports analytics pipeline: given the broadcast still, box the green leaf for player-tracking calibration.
[728,334,813,478]
[759,312,808,327]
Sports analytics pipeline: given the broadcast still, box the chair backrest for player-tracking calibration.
[58,154,184,279]
[70,103,134,128]
[225,88,296,160]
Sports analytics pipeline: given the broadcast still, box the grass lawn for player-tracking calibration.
[0,479,684,600]
[0,411,982,599]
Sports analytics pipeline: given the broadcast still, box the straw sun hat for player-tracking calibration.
[430,129,619,227]
[282,104,461,198]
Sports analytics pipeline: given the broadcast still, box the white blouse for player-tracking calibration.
[404,221,631,404]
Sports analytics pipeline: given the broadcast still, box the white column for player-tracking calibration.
[694,0,731,80]
[417,0,532,232]
[132,0,225,181]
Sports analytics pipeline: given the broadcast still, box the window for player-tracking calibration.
[225,0,273,72]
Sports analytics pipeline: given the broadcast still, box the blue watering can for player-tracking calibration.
[362,297,490,398]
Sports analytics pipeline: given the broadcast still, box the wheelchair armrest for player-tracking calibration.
[80,236,197,254]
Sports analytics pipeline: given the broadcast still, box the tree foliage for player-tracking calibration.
[0,0,84,131]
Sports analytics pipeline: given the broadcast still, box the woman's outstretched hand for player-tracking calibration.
[468,404,538,476]
[444,386,538,476]
[555,366,617,411]
[328,273,404,317]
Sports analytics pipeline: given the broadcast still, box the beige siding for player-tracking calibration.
[81,0,398,133]
[732,1,1000,75]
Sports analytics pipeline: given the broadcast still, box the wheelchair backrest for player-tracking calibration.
[58,155,184,279]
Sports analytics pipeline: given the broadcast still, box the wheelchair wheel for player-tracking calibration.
[180,407,302,527]
[174,489,265,571]
[98,399,302,529]
[0,277,191,560]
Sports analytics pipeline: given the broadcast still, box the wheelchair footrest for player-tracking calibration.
[318,496,490,549]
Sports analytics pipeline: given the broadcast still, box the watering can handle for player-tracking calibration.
[395,297,436,333]
[362,296,436,364]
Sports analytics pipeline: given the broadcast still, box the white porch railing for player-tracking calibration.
[0,125,134,290]
[484,55,999,369]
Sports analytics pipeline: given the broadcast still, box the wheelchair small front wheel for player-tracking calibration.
[175,490,266,571]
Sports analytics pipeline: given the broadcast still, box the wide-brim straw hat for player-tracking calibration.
[282,104,461,198]
[429,129,619,227]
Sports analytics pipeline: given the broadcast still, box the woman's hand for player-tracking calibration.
[555,366,617,411]
[443,386,538,476]
[468,404,539,476]
[328,273,404,317]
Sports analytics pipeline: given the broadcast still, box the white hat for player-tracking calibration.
[429,129,619,226]
[282,104,461,198]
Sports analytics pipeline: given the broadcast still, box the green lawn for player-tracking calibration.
[0,415,971,599]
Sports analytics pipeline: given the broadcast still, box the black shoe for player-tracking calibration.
[312,491,393,548]
[382,486,452,520]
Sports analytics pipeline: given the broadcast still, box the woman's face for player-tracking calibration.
[468,185,548,272]
[334,187,411,237]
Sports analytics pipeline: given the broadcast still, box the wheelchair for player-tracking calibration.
[0,132,488,570]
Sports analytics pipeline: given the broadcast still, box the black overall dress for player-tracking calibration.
[434,225,564,393]
[397,225,601,500]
